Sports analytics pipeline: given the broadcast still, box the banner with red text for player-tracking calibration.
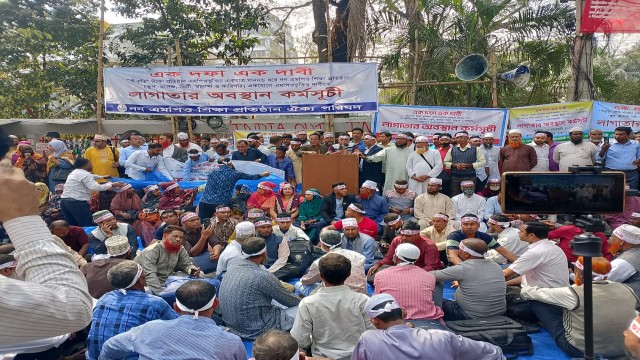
[104,64,378,116]
[373,105,508,144]
[509,102,593,143]
[592,101,640,136]
[581,0,640,33]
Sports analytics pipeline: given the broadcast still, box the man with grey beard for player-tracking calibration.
[553,127,597,171]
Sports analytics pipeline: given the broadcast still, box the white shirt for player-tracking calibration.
[162,144,177,158]
[177,142,203,153]
[216,240,242,275]
[553,141,597,172]
[257,144,271,156]
[508,239,569,288]
[485,227,529,264]
[608,258,637,282]
[273,225,310,241]
[0,216,92,344]
[452,193,486,221]
[61,169,113,201]
[125,151,173,181]
[529,143,550,172]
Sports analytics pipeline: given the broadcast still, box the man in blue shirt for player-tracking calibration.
[198,158,269,220]
[268,145,296,184]
[231,139,267,163]
[87,260,177,360]
[357,180,389,234]
[181,149,210,180]
[101,280,246,360]
[596,126,640,189]
[118,133,148,166]
[446,213,516,266]
[351,127,366,152]
[340,217,377,271]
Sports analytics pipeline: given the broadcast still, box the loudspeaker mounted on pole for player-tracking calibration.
[455,54,489,81]
[498,65,531,88]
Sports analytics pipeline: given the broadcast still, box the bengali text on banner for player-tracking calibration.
[592,101,640,136]
[104,64,378,116]
[374,105,508,144]
[508,102,593,143]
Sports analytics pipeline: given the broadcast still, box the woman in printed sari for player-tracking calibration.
[35,182,52,217]
[246,181,276,212]
[141,184,162,211]
[231,184,251,220]
[297,188,323,244]
[15,144,47,183]
[158,182,195,211]
[110,183,142,224]
[269,182,302,220]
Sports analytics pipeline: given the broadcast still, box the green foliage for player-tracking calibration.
[109,0,269,66]
[0,0,101,118]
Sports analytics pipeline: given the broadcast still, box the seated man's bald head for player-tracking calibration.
[461,238,488,255]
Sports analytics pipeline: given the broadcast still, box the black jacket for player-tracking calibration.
[320,193,358,223]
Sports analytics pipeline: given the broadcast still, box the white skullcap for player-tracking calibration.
[361,180,378,190]
[483,132,495,138]
[488,178,501,183]
[613,224,640,244]
[428,178,442,185]
[569,127,584,133]
[508,129,522,135]
[235,221,256,237]
[632,212,640,218]
[395,243,420,264]
[460,180,475,187]
[415,136,429,143]
[365,294,402,319]
[342,218,358,228]
[177,132,189,140]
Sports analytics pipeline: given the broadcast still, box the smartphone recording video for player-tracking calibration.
[501,172,626,215]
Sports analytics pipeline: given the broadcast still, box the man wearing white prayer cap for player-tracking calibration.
[432,239,507,321]
[176,132,203,153]
[359,134,384,191]
[413,177,456,230]
[373,242,444,324]
[352,294,505,360]
[481,133,500,184]
[82,235,133,299]
[499,128,537,172]
[219,237,300,340]
[358,180,389,233]
[631,212,640,228]
[100,280,247,359]
[552,126,597,171]
[362,133,413,192]
[451,180,487,231]
[338,217,377,272]
[406,134,443,195]
[88,260,177,360]
[607,224,640,304]
[216,221,256,275]
[443,130,486,196]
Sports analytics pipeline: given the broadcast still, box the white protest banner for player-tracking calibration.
[163,158,284,181]
[592,101,640,136]
[374,105,508,144]
[104,64,378,116]
[509,102,592,143]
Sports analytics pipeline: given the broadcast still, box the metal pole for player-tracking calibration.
[96,0,105,133]
[325,0,334,132]
[583,256,594,359]
[490,48,498,108]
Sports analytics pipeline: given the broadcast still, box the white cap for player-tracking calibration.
[483,132,495,138]
[235,221,256,237]
[365,294,402,319]
[342,218,358,228]
[569,127,584,133]
[460,180,475,187]
[177,132,189,140]
[415,136,429,143]
[395,243,420,264]
[428,178,442,185]
[361,180,378,190]
[508,129,522,135]
[613,224,640,244]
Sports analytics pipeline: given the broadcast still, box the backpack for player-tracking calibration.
[446,316,534,359]
[273,237,314,281]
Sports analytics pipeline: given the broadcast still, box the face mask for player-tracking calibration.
[441,143,450,147]
[489,185,500,191]
[463,189,474,196]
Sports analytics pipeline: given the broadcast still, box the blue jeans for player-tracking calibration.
[60,198,93,227]
[295,281,319,296]
[191,252,218,274]
[606,168,639,189]
[529,300,583,358]
[442,299,472,321]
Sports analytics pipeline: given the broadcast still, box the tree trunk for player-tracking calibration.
[332,0,349,62]
[312,0,328,63]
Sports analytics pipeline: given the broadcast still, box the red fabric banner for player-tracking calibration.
[581,0,640,33]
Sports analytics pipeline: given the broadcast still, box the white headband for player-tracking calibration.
[0,260,18,271]
[277,217,292,222]
[94,212,114,223]
[254,220,272,227]
[632,212,640,218]
[394,183,408,189]
[175,295,216,319]
[348,204,366,214]
[461,216,479,223]
[366,300,402,318]
[459,242,484,257]
[363,135,376,140]
[488,218,510,227]
[400,229,420,235]
[630,319,640,339]
[119,264,143,295]
[166,183,179,191]
[319,238,341,250]
[216,207,231,212]
[396,134,409,139]
[386,217,401,226]
[432,213,449,221]
[181,213,199,223]
[333,184,347,190]
[241,247,267,259]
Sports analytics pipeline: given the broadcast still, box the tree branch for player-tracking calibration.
[269,1,313,35]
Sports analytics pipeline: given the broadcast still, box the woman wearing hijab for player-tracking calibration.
[141,185,162,212]
[270,182,302,220]
[247,181,276,212]
[231,184,251,219]
[298,188,323,244]
[110,184,142,224]
[35,182,52,216]
[47,138,75,190]
[157,182,195,211]
[15,144,47,183]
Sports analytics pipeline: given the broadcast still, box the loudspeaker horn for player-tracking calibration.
[455,54,489,81]
[499,65,530,88]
